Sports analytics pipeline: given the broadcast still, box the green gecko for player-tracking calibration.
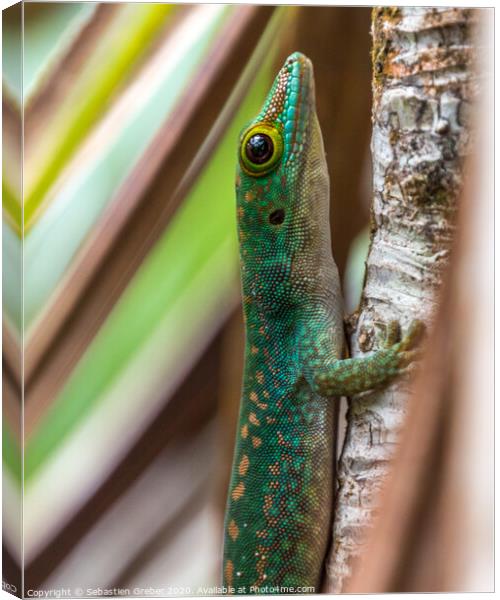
[223,52,422,594]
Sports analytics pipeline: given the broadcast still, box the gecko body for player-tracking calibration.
[223,52,420,594]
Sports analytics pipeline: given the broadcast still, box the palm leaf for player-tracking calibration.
[23,4,175,230]
[21,8,284,565]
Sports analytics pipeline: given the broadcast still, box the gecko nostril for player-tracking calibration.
[269,209,285,225]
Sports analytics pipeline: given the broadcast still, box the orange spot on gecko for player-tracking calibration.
[237,207,244,219]
[232,482,245,501]
[225,560,234,587]
[241,424,248,439]
[250,392,267,410]
[252,436,262,448]
[256,371,264,384]
[239,454,250,476]
[251,345,259,355]
[277,431,292,447]
[245,191,255,202]
[249,412,260,426]
[269,462,280,475]
[251,542,271,587]
[228,519,239,541]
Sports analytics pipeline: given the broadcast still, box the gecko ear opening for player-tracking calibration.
[239,123,284,177]
[269,209,285,225]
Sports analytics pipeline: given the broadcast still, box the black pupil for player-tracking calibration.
[269,209,285,225]
[246,134,273,165]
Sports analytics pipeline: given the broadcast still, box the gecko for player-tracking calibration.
[222,51,422,594]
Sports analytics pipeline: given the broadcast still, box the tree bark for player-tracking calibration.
[346,11,493,585]
[324,7,477,592]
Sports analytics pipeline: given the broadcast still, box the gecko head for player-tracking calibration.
[236,52,331,314]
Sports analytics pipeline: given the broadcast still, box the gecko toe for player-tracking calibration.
[400,319,425,351]
[398,348,423,369]
[385,320,401,347]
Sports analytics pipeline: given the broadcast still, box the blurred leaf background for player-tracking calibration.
[2,3,373,593]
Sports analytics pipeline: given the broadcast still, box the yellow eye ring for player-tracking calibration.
[239,123,284,177]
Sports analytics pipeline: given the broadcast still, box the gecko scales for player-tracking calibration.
[223,52,421,594]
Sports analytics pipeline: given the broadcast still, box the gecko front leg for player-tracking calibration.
[301,318,424,398]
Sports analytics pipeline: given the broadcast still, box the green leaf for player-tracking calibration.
[24,4,175,230]
[23,5,230,331]
[24,13,283,482]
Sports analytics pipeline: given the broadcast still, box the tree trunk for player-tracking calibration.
[324,7,477,592]
[346,10,493,586]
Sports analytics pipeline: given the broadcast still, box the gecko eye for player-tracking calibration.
[269,209,285,225]
[239,123,283,176]
[246,134,273,164]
